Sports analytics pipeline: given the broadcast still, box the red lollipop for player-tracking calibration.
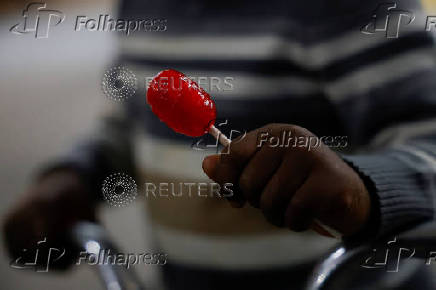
[147,69,230,145]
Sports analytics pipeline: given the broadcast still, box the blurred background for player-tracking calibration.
[0,0,436,289]
[0,0,158,289]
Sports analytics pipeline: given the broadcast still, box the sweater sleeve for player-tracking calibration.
[39,102,136,202]
[343,139,436,238]
[323,0,436,237]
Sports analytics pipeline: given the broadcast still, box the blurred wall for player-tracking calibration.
[0,0,157,289]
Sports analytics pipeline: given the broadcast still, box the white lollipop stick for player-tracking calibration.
[313,220,341,238]
[208,125,231,147]
[208,125,341,239]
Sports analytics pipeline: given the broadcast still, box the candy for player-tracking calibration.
[146,69,217,137]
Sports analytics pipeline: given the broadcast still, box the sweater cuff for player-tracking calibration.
[342,152,433,239]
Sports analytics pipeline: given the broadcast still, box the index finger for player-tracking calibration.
[219,126,268,168]
[202,127,267,207]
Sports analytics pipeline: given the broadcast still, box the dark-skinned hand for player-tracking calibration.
[202,124,372,237]
[3,169,97,270]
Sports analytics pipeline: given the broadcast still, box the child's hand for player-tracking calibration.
[3,169,97,269]
[202,124,372,237]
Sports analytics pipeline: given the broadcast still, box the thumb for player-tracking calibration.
[202,154,220,180]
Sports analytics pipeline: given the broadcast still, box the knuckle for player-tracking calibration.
[267,173,281,194]
[239,177,260,208]
[218,152,232,166]
[335,193,354,216]
[230,148,244,165]
[222,145,244,168]
[238,172,254,196]
[259,192,273,214]
[290,196,307,212]
[231,131,247,144]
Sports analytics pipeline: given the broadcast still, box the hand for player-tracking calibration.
[3,169,97,270]
[202,124,371,237]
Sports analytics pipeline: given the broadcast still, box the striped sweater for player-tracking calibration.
[53,0,436,269]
